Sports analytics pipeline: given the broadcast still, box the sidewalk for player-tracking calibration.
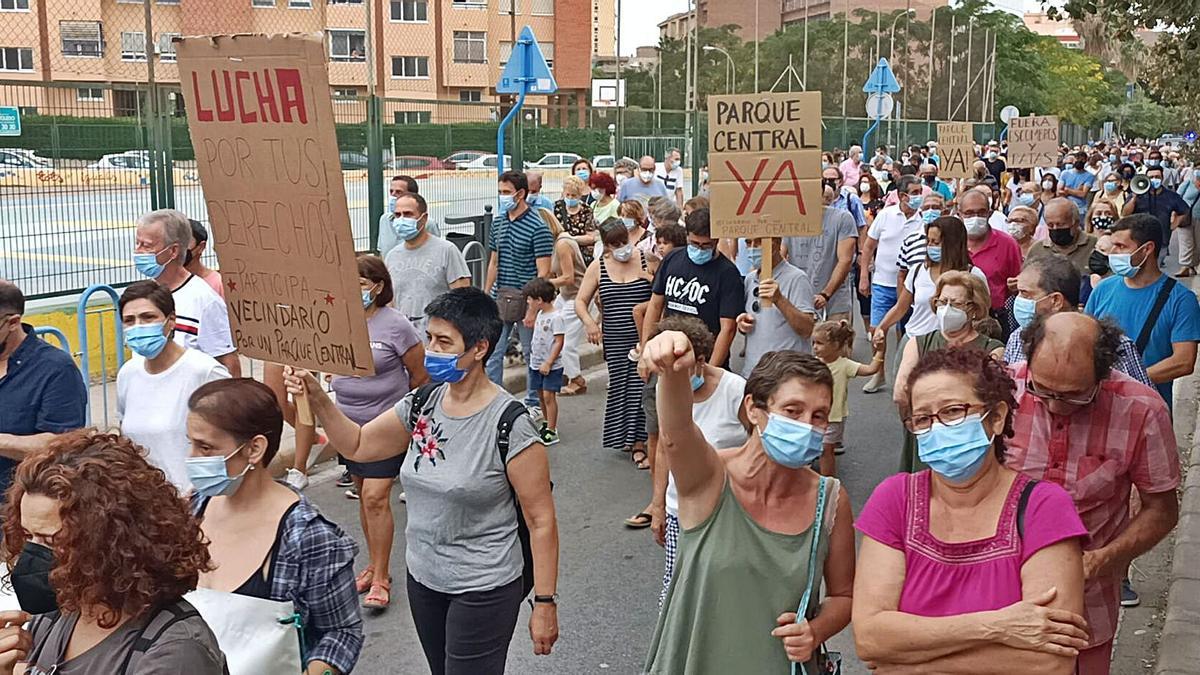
[1157,367,1200,673]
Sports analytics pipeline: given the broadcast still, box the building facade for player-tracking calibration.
[660,0,947,42]
[0,0,595,123]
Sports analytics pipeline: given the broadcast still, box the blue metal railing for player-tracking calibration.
[76,284,125,426]
[32,326,70,354]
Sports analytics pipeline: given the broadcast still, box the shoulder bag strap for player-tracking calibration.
[495,400,529,463]
[791,476,829,675]
[1016,478,1039,540]
[1135,277,1177,354]
[121,602,201,674]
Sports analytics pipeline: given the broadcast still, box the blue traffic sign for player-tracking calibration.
[863,58,901,94]
[496,26,557,96]
[0,106,20,137]
[1186,130,1198,143]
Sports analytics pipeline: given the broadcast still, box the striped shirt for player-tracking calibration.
[170,274,235,358]
[490,208,554,290]
[896,230,927,272]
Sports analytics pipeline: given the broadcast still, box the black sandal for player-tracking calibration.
[631,448,650,470]
[624,512,652,528]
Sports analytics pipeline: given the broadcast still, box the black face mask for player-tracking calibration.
[12,541,58,615]
[923,175,936,186]
[822,178,838,192]
[1088,250,1111,276]
[1049,228,1076,247]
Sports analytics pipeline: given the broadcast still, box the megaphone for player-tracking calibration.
[1131,174,1151,195]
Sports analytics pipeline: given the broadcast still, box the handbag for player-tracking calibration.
[790,476,843,675]
[186,587,305,674]
[496,287,528,324]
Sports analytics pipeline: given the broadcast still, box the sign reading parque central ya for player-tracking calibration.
[936,122,975,180]
[707,92,823,238]
[175,33,374,377]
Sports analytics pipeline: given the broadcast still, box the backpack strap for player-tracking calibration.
[1016,478,1039,540]
[120,601,202,674]
[1135,277,1176,355]
[408,383,442,432]
[495,400,529,463]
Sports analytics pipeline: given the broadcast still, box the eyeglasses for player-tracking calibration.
[934,298,970,311]
[904,403,989,435]
[1025,377,1098,407]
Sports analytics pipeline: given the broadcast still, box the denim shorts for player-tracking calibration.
[529,367,564,392]
[870,283,898,326]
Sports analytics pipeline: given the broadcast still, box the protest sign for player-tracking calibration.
[1006,115,1060,168]
[936,122,975,179]
[707,92,823,239]
[176,33,373,378]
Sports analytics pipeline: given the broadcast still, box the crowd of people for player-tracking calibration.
[0,137,1193,673]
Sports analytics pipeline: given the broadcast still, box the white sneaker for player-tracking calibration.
[284,468,309,491]
[862,372,887,394]
[398,491,407,503]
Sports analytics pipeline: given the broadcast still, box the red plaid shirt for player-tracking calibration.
[1005,364,1180,647]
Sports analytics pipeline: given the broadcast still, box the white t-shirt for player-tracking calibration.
[903,263,988,337]
[867,205,923,288]
[655,163,685,195]
[170,274,235,359]
[665,370,748,516]
[117,349,230,491]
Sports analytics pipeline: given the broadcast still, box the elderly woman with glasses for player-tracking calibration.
[853,347,1089,673]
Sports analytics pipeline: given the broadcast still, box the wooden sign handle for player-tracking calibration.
[760,237,775,309]
[294,389,314,426]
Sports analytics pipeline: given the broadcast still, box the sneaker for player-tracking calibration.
[1120,578,1140,607]
[527,405,543,422]
[398,491,406,503]
[335,469,354,488]
[541,428,560,446]
[862,372,887,394]
[284,468,309,491]
[344,486,360,500]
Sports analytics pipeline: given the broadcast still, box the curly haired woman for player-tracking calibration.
[0,430,226,674]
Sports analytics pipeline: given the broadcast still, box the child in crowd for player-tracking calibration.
[523,277,566,445]
[631,223,688,359]
[810,320,884,477]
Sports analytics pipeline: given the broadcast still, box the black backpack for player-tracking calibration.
[408,383,548,597]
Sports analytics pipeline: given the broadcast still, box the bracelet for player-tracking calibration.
[818,292,831,301]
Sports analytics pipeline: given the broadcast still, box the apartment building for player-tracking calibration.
[660,0,947,43]
[591,0,613,58]
[0,0,594,124]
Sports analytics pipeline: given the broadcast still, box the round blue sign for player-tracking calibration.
[1185,130,1198,143]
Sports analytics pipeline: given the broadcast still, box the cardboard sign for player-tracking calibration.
[707,92,823,238]
[936,122,975,179]
[1006,115,1060,169]
[176,34,373,377]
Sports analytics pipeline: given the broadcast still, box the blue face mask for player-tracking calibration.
[1147,159,1161,168]
[907,195,923,211]
[926,246,942,263]
[921,209,940,224]
[759,413,825,469]
[1017,193,1036,207]
[564,197,581,208]
[133,251,167,279]
[687,244,714,265]
[1150,178,1163,189]
[1012,295,1043,328]
[745,246,763,269]
[186,443,252,499]
[124,322,168,359]
[386,195,397,216]
[916,413,993,483]
[575,170,590,181]
[498,194,516,213]
[1104,181,1118,193]
[621,217,636,230]
[1109,154,1118,163]
[361,289,374,308]
[690,374,704,391]
[1108,248,1144,278]
[392,215,422,241]
[424,350,468,384]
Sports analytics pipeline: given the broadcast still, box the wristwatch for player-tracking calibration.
[533,594,558,605]
[818,292,831,302]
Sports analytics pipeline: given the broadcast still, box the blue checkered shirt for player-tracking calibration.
[1003,329,1152,387]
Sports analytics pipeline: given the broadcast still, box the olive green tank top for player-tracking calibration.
[644,476,839,675]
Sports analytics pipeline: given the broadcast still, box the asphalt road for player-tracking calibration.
[0,172,544,298]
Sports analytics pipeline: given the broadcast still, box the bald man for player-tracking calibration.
[617,154,670,205]
[1007,312,1180,675]
[1026,198,1098,276]
[960,190,1023,334]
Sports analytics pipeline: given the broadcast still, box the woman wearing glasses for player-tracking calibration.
[853,347,1089,673]
[893,271,1004,472]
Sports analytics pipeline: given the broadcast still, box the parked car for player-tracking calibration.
[444,150,487,169]
[524,152,581,170]
[339,151,370,169]
[458,154,512,171]
[591,155,615,169]
[88,151,149,169]
[0,149,52,168]
[388,155,451,171]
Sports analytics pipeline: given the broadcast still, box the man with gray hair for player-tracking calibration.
[1026,197,1097,276]
[134,209,240,376]
[618,155,670,206]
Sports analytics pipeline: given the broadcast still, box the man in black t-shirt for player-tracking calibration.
[642,207,743,368]
[983,140,1007,185]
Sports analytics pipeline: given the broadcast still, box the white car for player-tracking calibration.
[0,149,52,169]
[457,154,513,171]
[524,152,581,170]
[89,151,150,169]
[591,155,615,169]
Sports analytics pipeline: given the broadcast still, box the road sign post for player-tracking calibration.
[495,26,557,179]
[861,59,900,154]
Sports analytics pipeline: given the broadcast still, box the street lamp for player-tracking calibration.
[703,45,736,95]
[888,9,916,67]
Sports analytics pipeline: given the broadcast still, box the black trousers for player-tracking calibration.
[407,572,523,675]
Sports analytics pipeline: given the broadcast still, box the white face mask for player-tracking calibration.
[937,304,970,335]
[616,174,629,185]
[964,216,989,237]
[1042,180,1055,191]
[639,170,654,183]
[591,188,603,201]
[612,243,633,262]
[1007,220,1027,238]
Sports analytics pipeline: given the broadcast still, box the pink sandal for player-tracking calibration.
[354,566,375,595]
[363,577,391,610]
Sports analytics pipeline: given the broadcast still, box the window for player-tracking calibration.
[530,0,553,14]
[77,87,104,102]
[498,0,519,13]
[121,32,146,61]
[332,87,358,98]
[500,41,552,68]
[252,0,274,6]
[0,0,30,9]
[329,30,365,62]
[157,0,181,5]
[391,55,428,78]
[452,0,485,6]
[459,89,481,102]
[330,0,363,3]
[394,111,431,124]
[453,31,485,64]
[288,0,312,7]
[61,21,103,57]
[0,47,33,72]
[390,0,427,21]
[158,33,179,62]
